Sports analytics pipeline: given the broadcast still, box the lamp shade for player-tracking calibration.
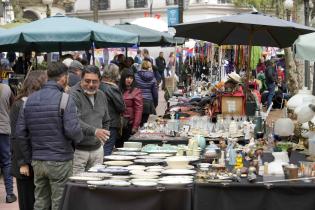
[297,104,315,124]
[274,118,295,137]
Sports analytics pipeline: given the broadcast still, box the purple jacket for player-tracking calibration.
[135,70,158,107]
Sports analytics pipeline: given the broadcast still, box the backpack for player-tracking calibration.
[23,92,69,117]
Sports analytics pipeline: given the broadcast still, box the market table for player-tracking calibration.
[59,182,193,210]
[194,151,315,210]
[129,132,189,145]
[194,180,315,210]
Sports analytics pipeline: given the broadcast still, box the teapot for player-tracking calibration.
[195,135,206,150]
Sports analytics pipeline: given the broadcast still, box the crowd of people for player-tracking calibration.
[0,48,176,210]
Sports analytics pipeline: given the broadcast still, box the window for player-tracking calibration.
[166,0,178,5]
[90,0,110,10]
[217,0,232,3]
[127,0,147,8]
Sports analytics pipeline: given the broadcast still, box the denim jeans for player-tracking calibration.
[103,127,119,156]
[267,82,275,108]
[0,134,13,195]
[32,160,72,210]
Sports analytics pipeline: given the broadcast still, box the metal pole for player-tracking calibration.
[304,0,310,89]
[178,0,184,23]
[149,1,153,17]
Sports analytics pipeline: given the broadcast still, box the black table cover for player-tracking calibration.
[59,182,192,210]
[194,182,315,210]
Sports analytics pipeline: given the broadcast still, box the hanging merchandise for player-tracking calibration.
[250,46,263,71]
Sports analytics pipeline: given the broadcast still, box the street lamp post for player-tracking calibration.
[42,0,53,18]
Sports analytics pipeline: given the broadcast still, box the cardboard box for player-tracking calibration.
[221,96,244,115]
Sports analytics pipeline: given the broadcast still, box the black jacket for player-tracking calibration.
[99,82,125,128]
[10,99,33,178]
[265,65,277,85]
[155,56,166,73]
[15,81,83,162]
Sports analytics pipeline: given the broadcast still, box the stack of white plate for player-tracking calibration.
[158,175,193,185]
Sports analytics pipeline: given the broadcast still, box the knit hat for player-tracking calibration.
[69,60,84,71]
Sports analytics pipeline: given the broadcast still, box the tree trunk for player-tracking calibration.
[284,48,300,94]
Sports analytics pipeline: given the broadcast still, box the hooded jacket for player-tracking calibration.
[135,70,158,107]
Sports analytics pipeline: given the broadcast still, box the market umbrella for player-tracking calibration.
[294,32,315,61]
[114,23,184,46]
[0,14,138,53]
[131,17,169,32]
[174,12,315,81]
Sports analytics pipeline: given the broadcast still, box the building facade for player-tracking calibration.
[68,0,250,27]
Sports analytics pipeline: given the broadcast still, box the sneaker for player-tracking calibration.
[6,194,17,203]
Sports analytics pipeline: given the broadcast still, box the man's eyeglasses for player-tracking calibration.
[84,79,99,84]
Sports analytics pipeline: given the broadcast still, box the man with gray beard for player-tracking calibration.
[70,65,110,175]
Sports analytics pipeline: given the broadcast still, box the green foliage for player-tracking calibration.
[232,0,275,11]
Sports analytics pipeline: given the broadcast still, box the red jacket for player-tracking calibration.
[123,88,143,129]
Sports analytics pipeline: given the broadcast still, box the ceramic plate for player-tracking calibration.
[158,179,193,185]
[104,155,136,161]
[162,169,196,175]
[69,176,102,182]
[146,168,164,172]
[104,161,133,166]
[149,153,173,158]
[110,175,130,180]
[134,159,165,164]
[159,175,194,180]
[130,174,159,179]
[132,181,158,187]
[207,179,233,183]
[166,156,199,162]
[166,165,194,170]
[113,151,148,156]
[106,166,126,169]
[77,172,111,179]
[87,180,108,186]
[130,171,160,176]
[88,165,106,172]
[144,150,177,154]
[127,165,146,170]
[131,178,158,183]
[105,180,131,186]
[136,155,164,159]
[97,168,129,175]
[117,147,141,152]
[147,165,164,170]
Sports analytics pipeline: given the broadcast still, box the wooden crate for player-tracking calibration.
[221,96,244,115]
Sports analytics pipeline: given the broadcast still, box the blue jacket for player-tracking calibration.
[135,70,158,107]
[16,81,83,162]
